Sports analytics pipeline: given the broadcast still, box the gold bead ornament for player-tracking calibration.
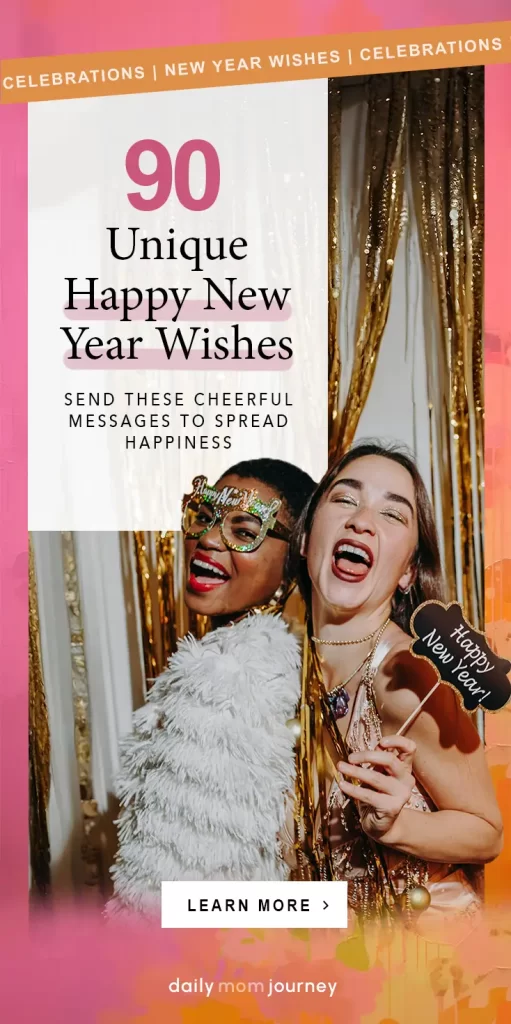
[400,885,432,913]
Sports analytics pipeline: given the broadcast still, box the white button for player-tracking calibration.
[161,881,348,929]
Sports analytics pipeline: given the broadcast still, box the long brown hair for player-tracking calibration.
[290,441,445,633]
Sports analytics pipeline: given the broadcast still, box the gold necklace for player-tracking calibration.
[311,617,390,647]
[324,618,390,720]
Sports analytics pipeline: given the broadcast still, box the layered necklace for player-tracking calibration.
[312,618,390,721]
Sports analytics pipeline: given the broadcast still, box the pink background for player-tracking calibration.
[1,2,511,1021]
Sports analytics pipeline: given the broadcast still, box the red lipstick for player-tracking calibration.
[188,552,231,594]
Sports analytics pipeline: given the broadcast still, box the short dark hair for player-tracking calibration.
[290,440,445,633]
[219,458,316,525]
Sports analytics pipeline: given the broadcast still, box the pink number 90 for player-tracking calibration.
[126,139,220,212]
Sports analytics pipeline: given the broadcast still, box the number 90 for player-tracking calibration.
[126,139,220,212]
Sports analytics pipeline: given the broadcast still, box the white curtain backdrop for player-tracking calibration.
[73,532,143,813]
[33,532,145,895]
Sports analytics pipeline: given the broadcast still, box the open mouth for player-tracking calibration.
[332,540,374,583]
[188,554,231,593]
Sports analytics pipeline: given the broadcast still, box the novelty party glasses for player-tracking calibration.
[181,475,291,552]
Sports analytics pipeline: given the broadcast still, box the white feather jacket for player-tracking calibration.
[107,613,301,917]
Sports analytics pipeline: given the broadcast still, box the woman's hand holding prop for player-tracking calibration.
[336,735,416,841]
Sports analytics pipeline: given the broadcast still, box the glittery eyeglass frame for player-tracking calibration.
[181,475,291,552]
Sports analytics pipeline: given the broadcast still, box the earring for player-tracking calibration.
[252,580,296,616]
[271,579,296,606]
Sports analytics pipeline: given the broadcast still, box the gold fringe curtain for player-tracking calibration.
[133,532,159,680]
[328,70,484,628]
[409,67,484,627]
[29,541,51,895]
[466,69,485,619]
[328,80,342,459]
[332,74,408,455]
[61,532,102,889]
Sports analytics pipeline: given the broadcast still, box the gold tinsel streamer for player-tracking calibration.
[187,607,211,644]
[29,539,51,895]
[61,532,101,888]
[134,531,209,683]
[133,531,159,681]
[156,531,178,668]
[328,80,342,459]
[465,67,485,622]
[293,630,397,921]
[409,71,457,598]
[409,68,484,628]
[335,73,407,453]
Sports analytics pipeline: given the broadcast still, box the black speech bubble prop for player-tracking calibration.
[409,601,511,714]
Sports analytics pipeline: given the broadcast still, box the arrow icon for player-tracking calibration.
[323,901,329,910]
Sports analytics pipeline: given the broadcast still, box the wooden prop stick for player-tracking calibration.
[396,681,441,737]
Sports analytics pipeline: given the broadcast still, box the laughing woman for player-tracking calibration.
[287,441,502,927]
[107,458,315,917]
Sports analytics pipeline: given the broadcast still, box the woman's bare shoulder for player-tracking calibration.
[373,629,451,729]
